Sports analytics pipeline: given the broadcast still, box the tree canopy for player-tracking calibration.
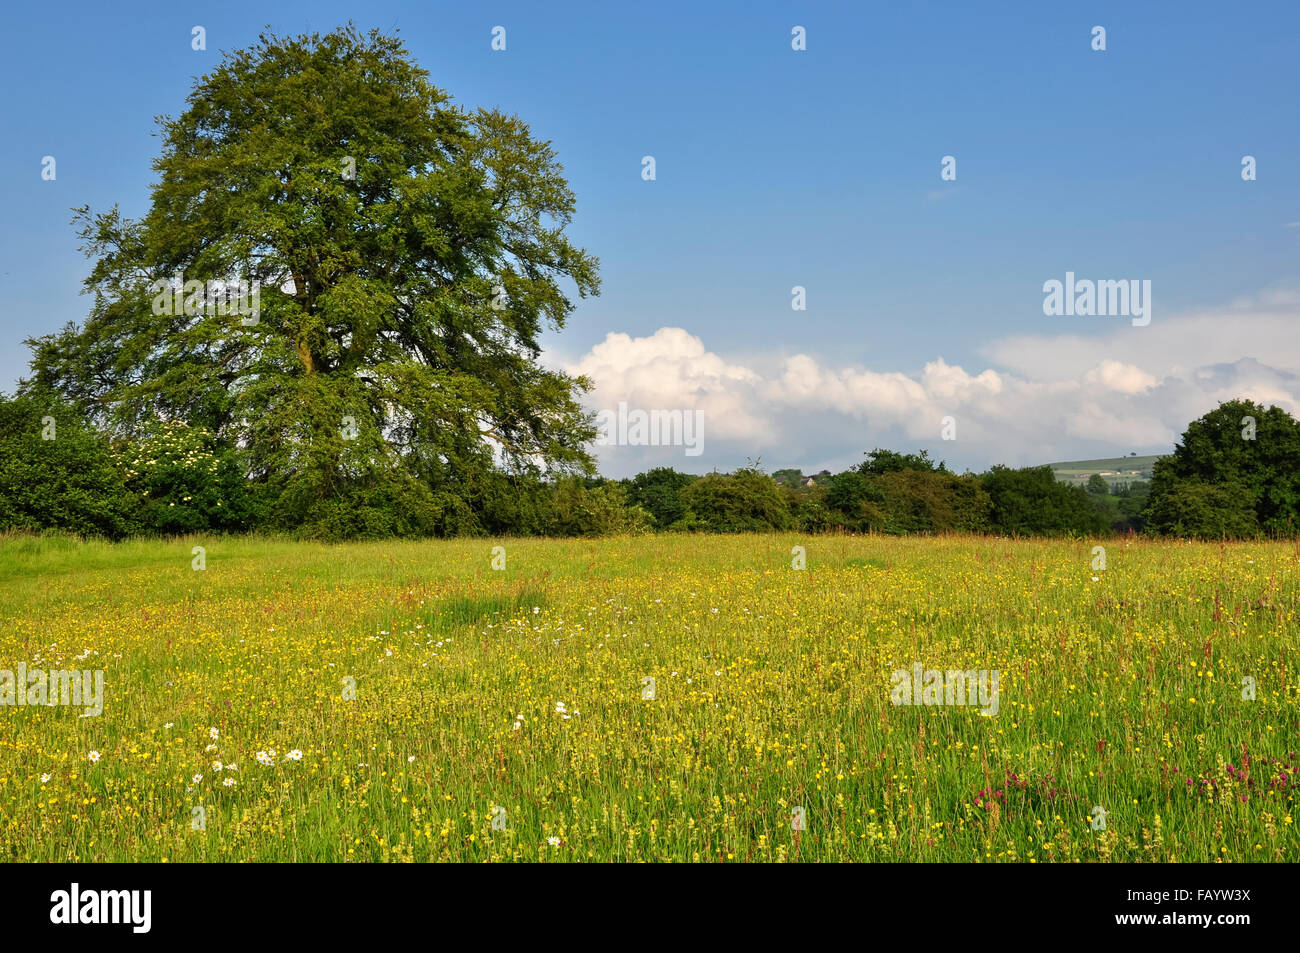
[25,25,600,534]
[1145,399,1300,537]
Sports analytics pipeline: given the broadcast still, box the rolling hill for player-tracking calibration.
[1048,454,1166,488]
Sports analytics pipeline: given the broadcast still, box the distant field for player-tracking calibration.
[0,532,1296,862]
[1050,454,1166,488]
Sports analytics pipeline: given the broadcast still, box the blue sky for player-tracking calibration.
[2,1,1298,476]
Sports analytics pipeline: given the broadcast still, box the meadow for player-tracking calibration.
[0,532,1296,862]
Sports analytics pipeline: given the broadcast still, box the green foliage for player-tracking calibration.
[821,466,989,534]
[0,392,137,539]
[679,467,793,533]
[1114,480,1150,533]
[624,467,694,529]
[980,465,1108,537]
[266,476,447,541]
[871,469,992,534]
[114,421,250,534]
[1145,400,1300,537]
[860,448,947,475]
[824,471,883,531]
[543,479,653,537]
[771,468,805,488]
[783,481,833,533]
[24,25,600,535]
[1143,477,1259,539]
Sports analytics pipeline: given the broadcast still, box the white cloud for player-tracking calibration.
[561,293,1300,476]
[568,327,768,442]
[1083,360,1157,395]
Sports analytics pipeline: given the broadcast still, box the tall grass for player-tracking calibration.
[0,532,1295,861]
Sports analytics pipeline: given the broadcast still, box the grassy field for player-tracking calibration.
[0,532,1296,862]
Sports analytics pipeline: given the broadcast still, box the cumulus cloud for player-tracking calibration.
[1082,360,1157,395]
[560,292,1300,476]
[568,327,769,442]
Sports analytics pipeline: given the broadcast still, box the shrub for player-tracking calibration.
[0,392,137,539]
[115,421,251,534]
[680,467,792,532]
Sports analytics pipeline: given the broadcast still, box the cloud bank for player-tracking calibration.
[560,291,1300,476]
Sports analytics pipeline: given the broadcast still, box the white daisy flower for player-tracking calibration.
[87,751,101,763]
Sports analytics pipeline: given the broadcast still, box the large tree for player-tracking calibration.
[1145,399,1300,537]
[25,26,600,533]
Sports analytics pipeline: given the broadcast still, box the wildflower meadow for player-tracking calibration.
[2,532,1294,862]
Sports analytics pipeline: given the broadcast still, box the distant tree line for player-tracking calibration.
[2,395,1295,542]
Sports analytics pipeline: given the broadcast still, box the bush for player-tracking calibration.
[624,467,693,529]
[1142,477,1259,539]
[544,479,653,536]
[981,465,1108,536]
[872,469,992,534]
[0,392,137,539]
[265,476,445,541]
[115,421,251,534]
[679,467,792,532]
[824,471,883,531]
